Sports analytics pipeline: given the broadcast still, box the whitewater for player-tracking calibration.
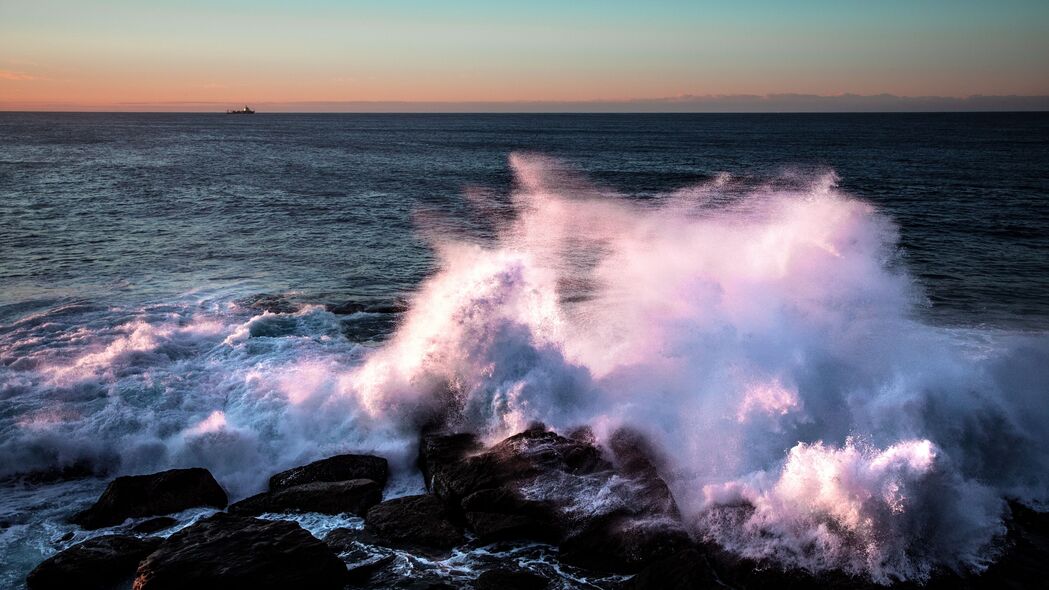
[2,154,1047,585]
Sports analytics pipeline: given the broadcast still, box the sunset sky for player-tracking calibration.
[2,0,1048,111]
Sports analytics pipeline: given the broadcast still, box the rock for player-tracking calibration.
[967,500,1049,589]
[133,513,347,589]
[229,479,382,516]
[238,294,300,314]
[623,548,721,590]
[422,426,611,509]
[418,432,484,492]
[327,301,366,315]
[559,513,693,573]
[461,487,562,543]
[26,534,162,590]
[269,453,388,490]
[130,517,178,534]
[71,468,227,530]
[345,554,396,585]
[225,491,274,516]
[273,478,380,516]
[608,427,680,518]
[364,494,464,551]
[364,303,408,314]
[473,568,548,590]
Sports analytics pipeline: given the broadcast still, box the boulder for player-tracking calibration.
[420,425,694,573]
[327,301,366,315]
[269,453,388,490]
[132,513,346,589]
[364,494,464,551]
[559,513,693,573]
[421,426,611,510]
[224,492,273,516]
[71,468,227,530]
[229,479,382,516]
[608,427,680,518]
[622,548,721,590]
[418,432,484,492]
[237,294,300,314]
[130,517,178,534]
[473,568,548,590]
[26,534,162,590]
[461,487,562,543]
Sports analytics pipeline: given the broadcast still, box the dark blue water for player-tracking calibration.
[1,113,1048,588]
[3,113,1048,327]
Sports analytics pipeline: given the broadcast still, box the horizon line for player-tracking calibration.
[3,93,1048,113]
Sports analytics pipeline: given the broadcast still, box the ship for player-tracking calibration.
[226,105,255,114]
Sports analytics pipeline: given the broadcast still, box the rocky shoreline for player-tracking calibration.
[25,424,1049,589]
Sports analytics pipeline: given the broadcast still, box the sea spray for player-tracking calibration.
[2,155,1047,583]
[342,154,1049,580]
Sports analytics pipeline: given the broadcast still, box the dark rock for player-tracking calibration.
[133,513,347,590]
[229,479,382,516]
[421,425,692,574]
[623,548,721,590]
[559,513,693,573]
[473,568,548,590]
[269,479,381,515]
[608,427,680,518]
[346,554,396,585]
[364,303,408,314]
[418,432,483,492]
[422,426,612,510]
[10,458,109,485]
[269,453,389,490]
[364,494,464,551]
[225,491,274,516]
[967,500,1049,590]
[327,301,367,315]
[130,517,177,534]
[26,534,162,590]
[238,294,300,314]
[70,468,227,530]
[461,487,562,543]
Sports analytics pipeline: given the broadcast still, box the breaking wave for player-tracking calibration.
[2,154,1047,583]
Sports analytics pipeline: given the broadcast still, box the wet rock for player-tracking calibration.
[608,427,680,518]
[461,487,562,543]
[70,468,227,530]
[623,548,721,589]
[327,301,367,315]
[269,453,389,490]
[422,426,612,509]
[238,293,300,314]
[559,513,693,573]
[364,302,409,314]
[26,534,162,590]
[966,500,1049,589]
[130,517,178,534]
[133,513,347,589]
[11,458,109,485]
[418,432,484,491]
[346,554,397,585]
[228,479,382,516]
[364,494,464,551]
[225,491,273,515]
[473,568,548,590]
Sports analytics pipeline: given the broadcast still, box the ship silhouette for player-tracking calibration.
[226,105,255,114]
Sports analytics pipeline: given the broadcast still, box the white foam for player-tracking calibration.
[2,154,1047,582]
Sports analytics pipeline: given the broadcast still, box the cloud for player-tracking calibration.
[0,70,42,81]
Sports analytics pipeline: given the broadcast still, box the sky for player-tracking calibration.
[1,0,1048,111]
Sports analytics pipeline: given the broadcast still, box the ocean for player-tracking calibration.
[1,112,1048,587]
